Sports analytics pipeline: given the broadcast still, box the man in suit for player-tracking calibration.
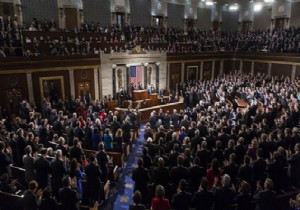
[213,174,236,210]
[152,157,170,191]
[0,141,12,177]
[132,158,150,205]
[96,143,109,182]
[58,176,81,210]
[222,153,239,187]
[188,157,204,194]
[289,143,300,187]
[253,178,277,210]
[69,138,84,164]
[23,180,42,210]
[252,149,267,185]
[38,120,49,147]
[170,155,189,189]
[34,148,51,189]
[51,149,67,199]
[85,154,103,206]
[23,145,36,184]
[171,179,192,210]
[192,177,214,210]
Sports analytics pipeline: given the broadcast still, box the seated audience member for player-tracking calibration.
[40,187,59,210]
[192,177,214,210]
[151,185,171,210]
[23,180,43,210]
[129,190,146,210]
[213,174,236,210]
[254,178,277,210]
[171,179,192,210]
[236,181,252,210]
[58,175,81,210]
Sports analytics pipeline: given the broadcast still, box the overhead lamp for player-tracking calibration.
[229,4,239,10]
[254,3,263,12]
[264,0,274,3]
[206,1,214,6]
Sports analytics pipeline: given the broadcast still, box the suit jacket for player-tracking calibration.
[69,146,84,164]
[51,158,67,190]
[85,163,102,190]
[58,187,81,210]
[0,150,12,176]
[171,191,192,210]
[170,165,188,187]
[213,186,235,210]
[192,189,214,210]
[152,166,170,188]
[188,165,204,193]
[252,158,267,183]
[23,154,35,183]
[132,166,150,192]
[34,156,51,189]
[23,190,39,210]
[254,189,277,210]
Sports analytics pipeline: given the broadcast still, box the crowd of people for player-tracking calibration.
[1,72,300,209]
[1,16,300,57]
[128,72,300,210]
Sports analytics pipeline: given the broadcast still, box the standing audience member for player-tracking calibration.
[58,175,81,210]
[151,185,171,210]
[23,180,43,210]
[34,148,51,189]
[171,179,192,210]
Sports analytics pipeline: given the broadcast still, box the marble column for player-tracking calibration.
[267,63,272,77]
[239,60,243,73]
[200,61,203,81]
[143,63,148,89]
[126,65,130,92]
[211,61,215,79]
[98,68,103,99]
[167,63,170,90]
[251,61,254,75]
[220,60,224,75]
[181,62,185,83]
[292,65,296,81]
[69,70,75,97]
[156,62,160,91]
[94,68,99,100]
[26,73,34,103]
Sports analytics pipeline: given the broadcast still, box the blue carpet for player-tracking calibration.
[106,125,145,210]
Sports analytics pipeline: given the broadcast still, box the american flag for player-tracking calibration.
[130,66,143,84]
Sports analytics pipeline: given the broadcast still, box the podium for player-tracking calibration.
[133,89,148,101]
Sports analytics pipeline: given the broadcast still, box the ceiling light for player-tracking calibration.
[206,1,213,6]
[254,3,263,12]
[264,0,274,3]
[229,4,238,10]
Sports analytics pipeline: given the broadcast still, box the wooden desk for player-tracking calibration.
[133,89,148,101]
[235,98,248,108]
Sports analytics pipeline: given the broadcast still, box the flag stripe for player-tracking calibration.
[130,66,143,85]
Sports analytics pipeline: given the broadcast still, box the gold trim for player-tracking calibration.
[0,65,100,74]
[39,76,65,100]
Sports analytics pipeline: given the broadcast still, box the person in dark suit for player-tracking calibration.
[34,148,51,189]
[222,153,239,187]
[69,138,84,164]
[40,187,59,210]
[236,181,252,210]
[132,158,150,205]
[0,141,12,177]
[237,155,253,186]
[16,128,27,166]
[289,143,300,187]
[192,177,214,210]
[171,109,179,129]
[122,117,132,144]
[85,153,103,206]
[170,155,189,189]
[152,157,170,191]
[96,142,109,182]
[252,149,267,186]
[23,145,36,184]
[171,179,192,210]
[129,190,146,210]
[51,149,67,199]
[188,157,204,194]
[253,178,277,210]
[213,174,236,210]
[58,175,81,210]
[38,120,49,147]
[235,137,247,166]
[23,180,42,210]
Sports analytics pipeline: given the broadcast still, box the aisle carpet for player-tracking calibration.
[105,125,145,210]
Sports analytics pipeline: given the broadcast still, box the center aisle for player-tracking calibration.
[105,125,145,210]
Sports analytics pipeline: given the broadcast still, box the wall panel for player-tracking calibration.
[167,3,184,28]
[197,8,211,30]
[82,0,111,26]
[20,0,59,25]
[130,0,151,26]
